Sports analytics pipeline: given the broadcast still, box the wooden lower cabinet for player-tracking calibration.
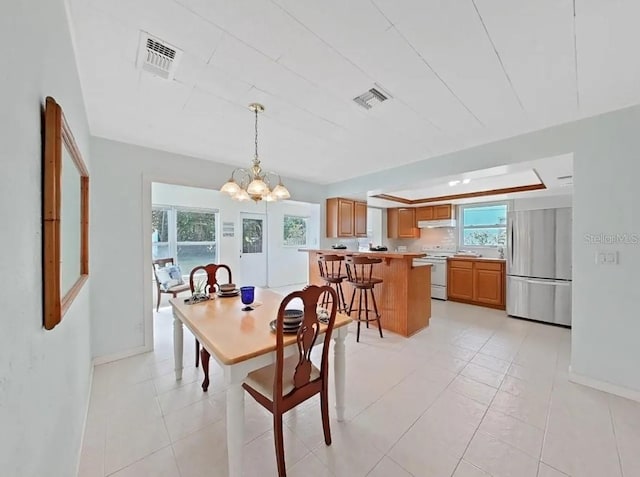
[448,259,505,309]
[448,264,474,301]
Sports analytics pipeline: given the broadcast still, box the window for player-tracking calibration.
[283,215,308,246]
[460,203,507,247]
[242,218,264,253]
[152,206,218,276]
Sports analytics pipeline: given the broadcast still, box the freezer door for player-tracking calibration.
[507,208,572,280]
[507,276,572,326]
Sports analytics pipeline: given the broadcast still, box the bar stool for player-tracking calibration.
[345,256,384,342]
[317,254,348,313]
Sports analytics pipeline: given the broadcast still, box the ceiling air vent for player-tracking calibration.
[353,85,391,110]
[136,32,183,80]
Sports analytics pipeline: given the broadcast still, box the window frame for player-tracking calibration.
[152,205,219,275]
[458,201,509,250]
[282,214,309,247]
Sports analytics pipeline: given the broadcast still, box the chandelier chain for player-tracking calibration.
[254,107,259,161]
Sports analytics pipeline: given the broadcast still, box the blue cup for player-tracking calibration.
[240,286,255,311]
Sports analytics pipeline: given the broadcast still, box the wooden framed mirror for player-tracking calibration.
[43,97,89,330]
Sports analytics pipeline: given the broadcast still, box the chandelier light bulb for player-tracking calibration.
[247,178,268,196]
[272,183,291,199]
[220,179,240,196]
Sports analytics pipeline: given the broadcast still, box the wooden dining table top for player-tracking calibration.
[170,287,351,365]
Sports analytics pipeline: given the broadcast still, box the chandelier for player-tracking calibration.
[220,103,290,202]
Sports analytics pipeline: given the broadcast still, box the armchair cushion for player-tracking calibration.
[157,264,185,291]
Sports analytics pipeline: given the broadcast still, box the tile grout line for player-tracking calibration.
[448,343,503,476]
[536,336,563,476]
[366,342,473,476]
[607,397,626,477]
[451,321,555,476]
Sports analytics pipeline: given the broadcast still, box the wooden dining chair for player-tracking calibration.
[152,258,190,312]
[242,285,338,477]
[189,263,233,390]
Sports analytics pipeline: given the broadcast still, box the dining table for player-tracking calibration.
[170,287,351,477]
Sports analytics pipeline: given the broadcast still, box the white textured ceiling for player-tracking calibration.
[68,0,640,183]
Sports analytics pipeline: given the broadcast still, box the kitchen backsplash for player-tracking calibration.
[388,227,458,252]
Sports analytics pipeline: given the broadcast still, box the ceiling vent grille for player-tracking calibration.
[353,85,391,110]
[136,32,183,80]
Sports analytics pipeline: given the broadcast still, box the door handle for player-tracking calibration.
[509,222,514,263]
[525,279,571,286]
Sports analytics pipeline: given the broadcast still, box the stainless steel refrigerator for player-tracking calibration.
[506,207,572,326]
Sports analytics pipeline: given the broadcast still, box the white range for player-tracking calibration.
[412,249,456,300]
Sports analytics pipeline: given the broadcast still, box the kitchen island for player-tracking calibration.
[299,249,431,337]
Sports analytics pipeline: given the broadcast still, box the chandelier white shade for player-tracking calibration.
[220,103,291,202]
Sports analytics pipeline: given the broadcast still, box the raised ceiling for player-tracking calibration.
[367,153,574,207]
[67,0,640,183]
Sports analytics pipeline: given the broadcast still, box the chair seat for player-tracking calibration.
[245,355,320,399]
[166,283,190,293]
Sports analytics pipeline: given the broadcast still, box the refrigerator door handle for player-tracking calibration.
[508,221,514,267]
[525,278,571,286]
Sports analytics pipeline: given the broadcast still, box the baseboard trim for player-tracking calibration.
[92,344,152,366]
[569,368,640,403]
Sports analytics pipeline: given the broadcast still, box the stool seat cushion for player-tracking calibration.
[347,278,383,288]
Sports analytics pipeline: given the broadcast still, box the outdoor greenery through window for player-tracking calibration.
[152,206,218,276]
[283,215,308,246]
[460,204,507,247]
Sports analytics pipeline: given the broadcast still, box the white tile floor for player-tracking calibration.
[78,288,640,477]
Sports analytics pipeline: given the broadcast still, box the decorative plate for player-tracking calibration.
[269,320,301,334]
[216,289,240,297]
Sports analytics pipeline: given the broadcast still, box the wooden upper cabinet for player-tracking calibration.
[387,208,419,238]
[354,201,368,237]
[434,204,453,219]
[326,197,366,238]
[415,206,434,221]
[338,199,354,237]
[415,204,454,221]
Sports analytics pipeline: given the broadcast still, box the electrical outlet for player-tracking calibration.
[595,251,619,265]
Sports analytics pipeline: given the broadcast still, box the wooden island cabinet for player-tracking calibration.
[299,249,431,337]
[448,257,506,309]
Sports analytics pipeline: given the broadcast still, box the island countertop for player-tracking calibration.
[300,249,431,336]
[298,248,426,259]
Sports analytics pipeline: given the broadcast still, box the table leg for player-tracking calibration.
[226,382,245,477]
[173,314,183,381]
[333,329,347,422]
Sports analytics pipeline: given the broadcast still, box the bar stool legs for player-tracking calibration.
[321,281,348,314]
[348,286,383,342]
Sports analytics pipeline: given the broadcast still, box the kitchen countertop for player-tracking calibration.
[299,248,426,259]
[448,256,506,263]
